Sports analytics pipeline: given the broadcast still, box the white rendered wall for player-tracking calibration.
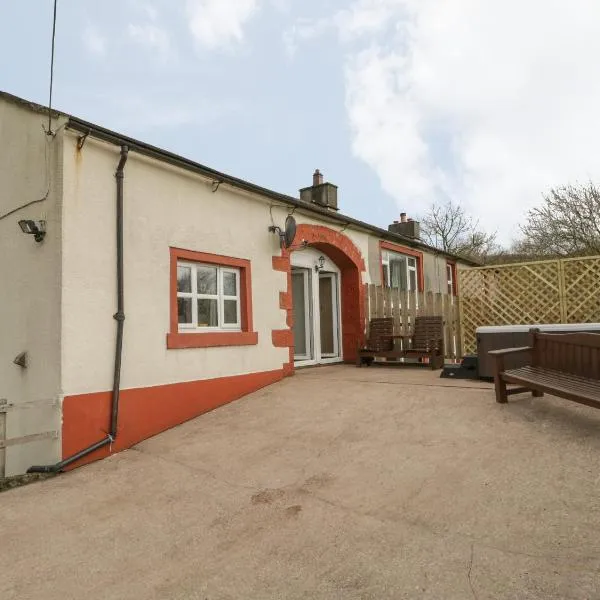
[0,97,64,475]
[61,134,295,396]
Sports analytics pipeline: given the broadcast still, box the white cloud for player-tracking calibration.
[290,0,600,242]
[186,0,259,50]
[128,23,171,58]
[126,0,159,21]
[335,0,407,41]
[283,17,331,57]
[269,0,291,13]
[82,25,107,57]
[144,5,159,21]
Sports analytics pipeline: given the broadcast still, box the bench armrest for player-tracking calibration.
[488,346,532,357]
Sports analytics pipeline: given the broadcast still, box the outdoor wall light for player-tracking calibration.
[18,219,46,243]
[315,255,326,272]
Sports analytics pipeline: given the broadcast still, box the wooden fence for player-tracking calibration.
[364,285,462,359]
[459,255,600,354]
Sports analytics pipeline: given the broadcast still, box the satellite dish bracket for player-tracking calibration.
[269,215,297,249]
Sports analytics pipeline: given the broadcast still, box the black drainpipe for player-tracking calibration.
[110,145,128,438]
[28,145,129,473]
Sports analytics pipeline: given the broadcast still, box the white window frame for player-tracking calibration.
[382,250,418,292]
[177,261,241,332]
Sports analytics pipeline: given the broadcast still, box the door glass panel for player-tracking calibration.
[319,275,336,355]
[292,271,309,358]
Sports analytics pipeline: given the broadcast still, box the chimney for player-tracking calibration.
[300,169,338,211]
[388,213,420,239]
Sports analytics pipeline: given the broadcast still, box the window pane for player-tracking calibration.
[409,269,417,292]
[177,297,192,324]
[382,264,389,287]
[177,266,191,293]
[223,299,238,324]
[197,266,217,294]
[390,256,407,290]
[223,271,237,296]
[407,257,417,268]
[198,299,218,327]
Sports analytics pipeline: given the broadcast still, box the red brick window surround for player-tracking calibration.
[167,247,258,349]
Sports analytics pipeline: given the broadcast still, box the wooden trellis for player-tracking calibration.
[459,255,600,354]
[364,285,462,359]
[562,256,600,323]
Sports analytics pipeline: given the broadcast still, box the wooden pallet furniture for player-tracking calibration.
[489,330,600,408]
[357,316,445,370]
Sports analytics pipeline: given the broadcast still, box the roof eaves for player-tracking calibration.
[64,116,477,265]
[0,89,479,265]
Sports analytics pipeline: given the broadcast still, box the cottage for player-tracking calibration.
[0,91,473,476]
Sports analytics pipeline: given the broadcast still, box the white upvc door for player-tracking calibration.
[291,250,342,366]
[318,272,340,361]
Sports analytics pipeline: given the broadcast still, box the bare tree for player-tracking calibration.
[420,200,499,260]
[516,182,600,257]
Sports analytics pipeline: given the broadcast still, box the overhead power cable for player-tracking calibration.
[47,0,58,135]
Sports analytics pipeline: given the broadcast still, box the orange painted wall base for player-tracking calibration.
[62,369,284,470]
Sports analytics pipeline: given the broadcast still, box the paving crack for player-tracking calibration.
[467,543,478,600]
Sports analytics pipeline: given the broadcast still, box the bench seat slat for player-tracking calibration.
[507,366,600,393]
[504,366,600,405]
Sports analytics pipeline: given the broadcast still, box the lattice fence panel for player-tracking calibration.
[459,260,562,354]
[459,255,600,354]
[563,256,600,323]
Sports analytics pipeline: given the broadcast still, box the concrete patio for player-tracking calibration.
[2,365,600,599]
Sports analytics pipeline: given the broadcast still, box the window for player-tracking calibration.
[381,250,419,292]
[177,263,241,331]
[168,248,257,349]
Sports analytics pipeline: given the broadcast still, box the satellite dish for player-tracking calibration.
[283,215,297,248]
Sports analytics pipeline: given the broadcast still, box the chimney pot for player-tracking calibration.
[400,212,407,223]
[313,169,323,187]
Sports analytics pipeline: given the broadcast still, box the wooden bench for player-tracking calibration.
[357,316,445,370]
[490,330,600,408]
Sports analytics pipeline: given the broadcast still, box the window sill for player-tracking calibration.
[167,331,258,349]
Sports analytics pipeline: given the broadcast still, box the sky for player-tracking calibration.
[2,0,600,245]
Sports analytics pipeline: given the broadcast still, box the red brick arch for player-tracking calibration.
[272,224,366,374]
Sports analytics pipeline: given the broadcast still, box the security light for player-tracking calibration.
[18,219,46,243]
